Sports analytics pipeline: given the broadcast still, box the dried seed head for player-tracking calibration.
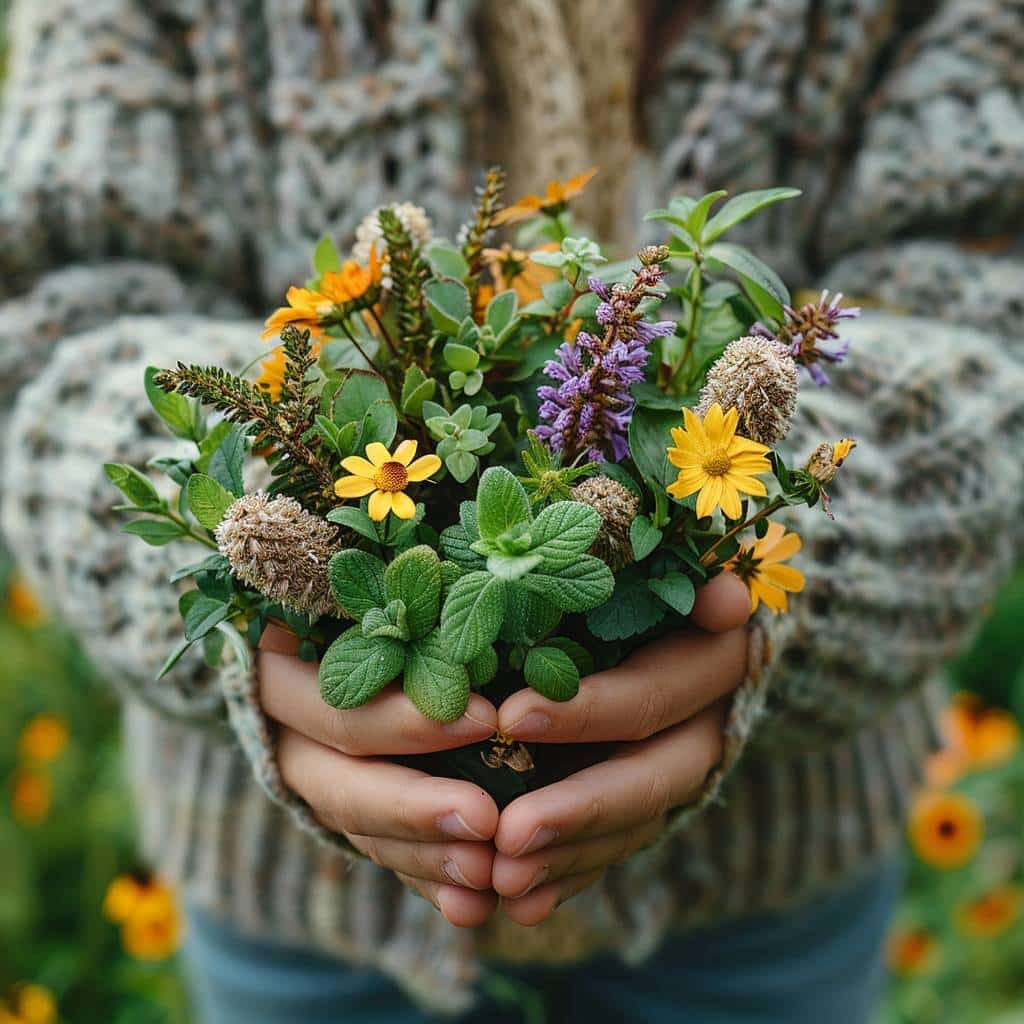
[697,335,798,445]
[638,244,670,266]
[571,476,641,570]
[806,438,857,484]
[215,493,345,620]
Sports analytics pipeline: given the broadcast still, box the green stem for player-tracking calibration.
[166,507,220,550]
[700,497,786,567]
[678,256,704,381]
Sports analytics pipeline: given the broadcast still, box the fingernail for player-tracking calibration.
[508,866,550,900]
[505,711,552,739]
[442,859,476,888]
[513,825,558,857]
[438,811,488,841]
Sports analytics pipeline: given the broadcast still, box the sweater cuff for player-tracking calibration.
[217,653,363,859]
[663,613,785,835]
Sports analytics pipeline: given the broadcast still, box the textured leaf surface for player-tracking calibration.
[319,627,406,709]
[439,524,485,570]
[361,600,409,641]
[466,646,498,688]
[648,573,697,616]
[525,555,614,612]
[587,567,667,640]
[404,631,471,722]
[328,549,387,618]
[543,636,594,676]
[186,474,235,529]
[207,425,247,496]
[529,501,601,568]
[104,462,161,508]
[384,545,441,639]
[500,583,561,645]
[524,646,580,701]
[440,571,506,663]
[476,467,532,542]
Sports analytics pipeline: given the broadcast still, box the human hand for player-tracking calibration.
[257,622,500,927]
[490,572,752,926]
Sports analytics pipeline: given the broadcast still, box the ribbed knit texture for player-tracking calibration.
[2,0,1024,1012]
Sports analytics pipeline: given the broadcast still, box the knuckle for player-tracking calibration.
[632,686,670,740]
[323,708,363,755]
[639,769,674,822]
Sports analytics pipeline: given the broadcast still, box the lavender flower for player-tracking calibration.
[536,258,674,462]
[753,289,860,386]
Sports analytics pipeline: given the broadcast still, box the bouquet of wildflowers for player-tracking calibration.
[107,168,859,802]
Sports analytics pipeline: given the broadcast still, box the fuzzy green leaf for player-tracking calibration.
[186,473,235,530]
[648,573,697,616]
[445,449,478,483]
[485,290,518,336]
[524,555,614,612]
[466,645,498,688]
[104,462,161,509]
[439,571,506,663]
[384,545,442,640]
[403,631,471,722]
[524,645,580,702]
[319,627,406,709]
[122,518,187,546]
[476,467,532,542]
[586,567,667,640]
[424,279,472,334]
[424,242,470,280]
[328,549,387,618]
[543,636,594,676]
[630,516,663,561]
[485,552,543,581]
[701,187,801,244]
[361,600,409,641]
[440,524,486,570]
[530,501,602,568]
[500,583,561,645]
[400,366,437,417]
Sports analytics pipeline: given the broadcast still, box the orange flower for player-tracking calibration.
[885,925,940,976]
[724,522,806,615]
[956,884,1024,938]
[103,874,182,960]
[255,345,288,402]
[319,245,382,306]
[480,242,559,304]
[908,790,983,869]
[5,575,45,627]
[925,693,1021,786]
[494,169,598,225]
[1,984,58,1024]
[18,715,68,763]
[11,771,51,825]
[261,286,332,340]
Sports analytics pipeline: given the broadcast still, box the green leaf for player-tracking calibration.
[122,518,187,546]
[586,567,667,640]
[169,553,230,583]
[476,467,532,542]
[485,290,518,336]
[648,572,696,616]
[543,636,594,676]
[208,425,247,496]
[355,398,398,450]
[505,333,559,382]
[156,637,194,680]
[425,242,470,279]
[403,631,471,722]
[443,342,481,372]
[445,449,478,483]
[215,620,252,674]
[145,366,195,440]
[424,279,472,334]
[104,462,161,509]
[183,595,231,641]
[384,545,442,640]
[319,627,406,709]
[685,190,728,239]
[529,501,602,569]
[706,241,790,309]
[196,419,234,472]
[333,373,391,427]
[400,366,437,417]
[525,555,614,612]
[739,274,785,325]
[439,571,506,663]
[541,279,573,309]
[631,380,687,411]
[466,646,498,688]
[439,524,486,570]
[500,582,561,644]
[701,187,801,243]
[361,600,409,641]
[313,234,342,274]
[328,549,387,618]
[186,474,235,530]
[630,516,663,561]
[628,406,679,490]
[485,552,543,581]
[326,505,378,542]
[524,645,580,702]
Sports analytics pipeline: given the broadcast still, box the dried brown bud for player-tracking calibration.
[638,244,670,266]
[806,438,857,485]
[215,493,345,620]
[571,476,641,570]
[697,335,798,445]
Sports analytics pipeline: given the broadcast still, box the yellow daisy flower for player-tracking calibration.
[319,245,382,306]
[255,345,288,402]
[480,242,559,304]
[725,522,806,614]
[494,168,598,225]
[333,440,441,522]
[908,790,983,870]
[103,873,183,960]
[666,403,771,520]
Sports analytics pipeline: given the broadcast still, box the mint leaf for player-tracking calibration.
[524,645,580,702]
[524,555,614,612]
[485,552,543,581]
[328,549,386,618]
[439,570,506,663]
[466,646,498,688]
[529,501,601,568]
[384,545,442,640]
[648,573,696,616]
[439,523,486,570]
[361,600,409,641]
[404,630,471,722]
[500,584,561,645]
[319,627,406,709]
[586,567,667,640]
[186,473,235,530]
[476,467,532,542]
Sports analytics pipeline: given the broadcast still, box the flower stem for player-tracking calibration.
[166,508,221,550]
[678,256,704,382]
[700,497,786,567]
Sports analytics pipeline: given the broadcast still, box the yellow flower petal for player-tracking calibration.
[392,439,418,466]
[761,563,805,593]
[696,478,723,519]
[751,577,788,613]
[406,454,442,482]
[702,402,726,441]
[391,491,416,519]
[364,442,391,468]
[367,489,393,521]
[720,405,740,443]
[682,407,709,449]
[667,447,702,469]
[718,482,744,521]
[334,476,377,498]
[725,473,768,498]
[340,456,377,478]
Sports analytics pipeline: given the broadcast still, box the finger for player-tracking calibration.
[495,702,726,855]
[491,820,663,899]
[277,727,499,842]
[689,571,753,633]
[259,650,497,755]
[498,626,746,743]
[258,620,301,655]
[500,869,604,927]
[346,834,494,890]
[395,872,499,928]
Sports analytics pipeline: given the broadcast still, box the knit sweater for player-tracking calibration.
[2,0,1024,1013]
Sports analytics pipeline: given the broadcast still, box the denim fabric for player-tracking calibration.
[184,857,901,1024]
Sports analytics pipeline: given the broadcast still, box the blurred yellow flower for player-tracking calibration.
[667,404,771,520]
[725,522,806,614]
[103,874,182,961]
[925,693,1021,787]
[5,575,45,627]
[1,984,57,1024]
[18,715,69,763]
[956,884,1024,938]
[908,790,983,869]
[885,926,940,976]
[11,771,51,825]
[480,242,559,304]
[333,440,441,522]
[494,169,598,225]
[255,345,288,403]
[319,245,382,306]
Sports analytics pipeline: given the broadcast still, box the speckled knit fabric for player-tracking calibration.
[2,0,1024,1013]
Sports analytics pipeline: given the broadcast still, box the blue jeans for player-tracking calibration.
[184,858,901,1024]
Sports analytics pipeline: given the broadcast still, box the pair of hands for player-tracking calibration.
[257,572,752,929]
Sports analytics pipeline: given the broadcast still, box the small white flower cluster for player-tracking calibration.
[352,202,433,290]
